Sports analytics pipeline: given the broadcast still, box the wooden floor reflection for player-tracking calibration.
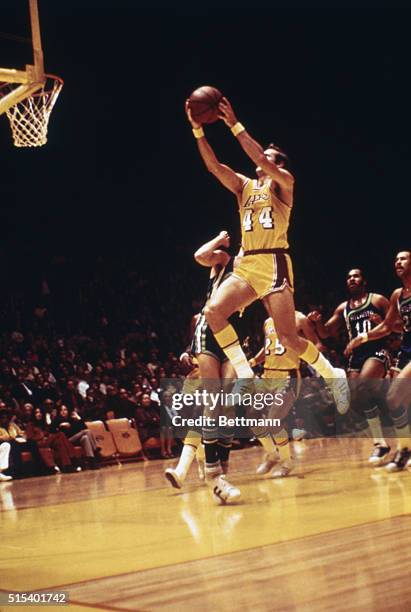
[1,438,411,611]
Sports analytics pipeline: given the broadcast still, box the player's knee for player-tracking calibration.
[356,378,370,398]
[277,331,297,351]
[204,301,220,325]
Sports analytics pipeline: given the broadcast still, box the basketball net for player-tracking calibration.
[1,74,63,147]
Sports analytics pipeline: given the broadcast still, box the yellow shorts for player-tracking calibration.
[233,252,294,299]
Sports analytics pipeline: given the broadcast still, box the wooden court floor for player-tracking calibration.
[1,438,411,612]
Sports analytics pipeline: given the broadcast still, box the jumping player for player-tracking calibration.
[345,252,411,471]
[308,269,391,465]
[185,96,350,416]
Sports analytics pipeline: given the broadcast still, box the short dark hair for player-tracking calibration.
[348,267,366,279]
[266,143,289,167]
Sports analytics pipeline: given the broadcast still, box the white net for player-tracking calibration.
[3,75,63,147]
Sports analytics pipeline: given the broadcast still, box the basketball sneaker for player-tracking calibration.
[164,468,183,489]
[386,448,411,472]
[256,451,279,475]
[271,459,294,478]
[329,368,350,415]
[368,443,391,467]
[0,472,12,481]
[210,475,241,505]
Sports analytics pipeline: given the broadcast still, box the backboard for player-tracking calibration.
[0,0,45,115]
[0,0,62,146]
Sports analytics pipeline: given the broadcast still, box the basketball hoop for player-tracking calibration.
[0,74,63,147]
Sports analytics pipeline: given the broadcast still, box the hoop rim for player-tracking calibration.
[43,73,64,85]
[0,73,63,90]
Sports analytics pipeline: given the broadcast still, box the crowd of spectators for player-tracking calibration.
[0,253,401,480]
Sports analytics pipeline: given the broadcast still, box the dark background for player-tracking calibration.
[0,0,409,307]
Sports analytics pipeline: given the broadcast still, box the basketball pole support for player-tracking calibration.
[0,0,45,116]
[29,0,45,80]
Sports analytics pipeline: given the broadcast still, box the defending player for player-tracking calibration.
[165,231,273,503]
[185,97,350,416]
[308,269,391,465]
[251,312,322,477]
[345,252,411,471]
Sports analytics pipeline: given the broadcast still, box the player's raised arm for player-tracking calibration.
[345,289,402,355]
[296,312,325,350]
[185,100,245,196]
[218,97,294,194]
[194,231,231,267]
[307,303,345,340]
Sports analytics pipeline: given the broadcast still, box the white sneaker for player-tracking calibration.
[368,444,391,467]
[0,472,12,482]
[164,468,183,489]
[210,474,241,505]
[271,459,294,478]
[329,368,350,415]
[386,448,411,472]
[256,452,279,475]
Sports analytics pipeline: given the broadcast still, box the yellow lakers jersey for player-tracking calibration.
[263,317,299,371]
[239,179,291,251]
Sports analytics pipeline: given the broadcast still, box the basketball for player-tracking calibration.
[188,85,223,124]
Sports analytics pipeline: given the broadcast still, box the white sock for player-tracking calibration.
[312,352,338,379]
[223,344,254,378]
[367,417,386,446]
[175,445,196,479]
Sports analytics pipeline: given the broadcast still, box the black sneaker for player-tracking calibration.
[368,444,391,467]
[386,448,411,472]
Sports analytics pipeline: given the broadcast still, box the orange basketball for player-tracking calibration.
[188,85,223,124]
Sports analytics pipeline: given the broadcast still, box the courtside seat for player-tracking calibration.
[143,436,161,451]
[106,418,143,459]
[85,420,118,462]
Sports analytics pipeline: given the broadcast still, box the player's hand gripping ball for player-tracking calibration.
[187,85,223,125]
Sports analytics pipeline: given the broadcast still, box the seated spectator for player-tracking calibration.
[61,379,84,413]
[117,388,137,419]
[130,383,143,405]
[42,398,57,424]
[103,385,122,420]
[19,402,35,426]
[25,408,82,473]
[135,393,161,444]
[51,404,100,470]
[0,409,54,478]
[82,389,105,421]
